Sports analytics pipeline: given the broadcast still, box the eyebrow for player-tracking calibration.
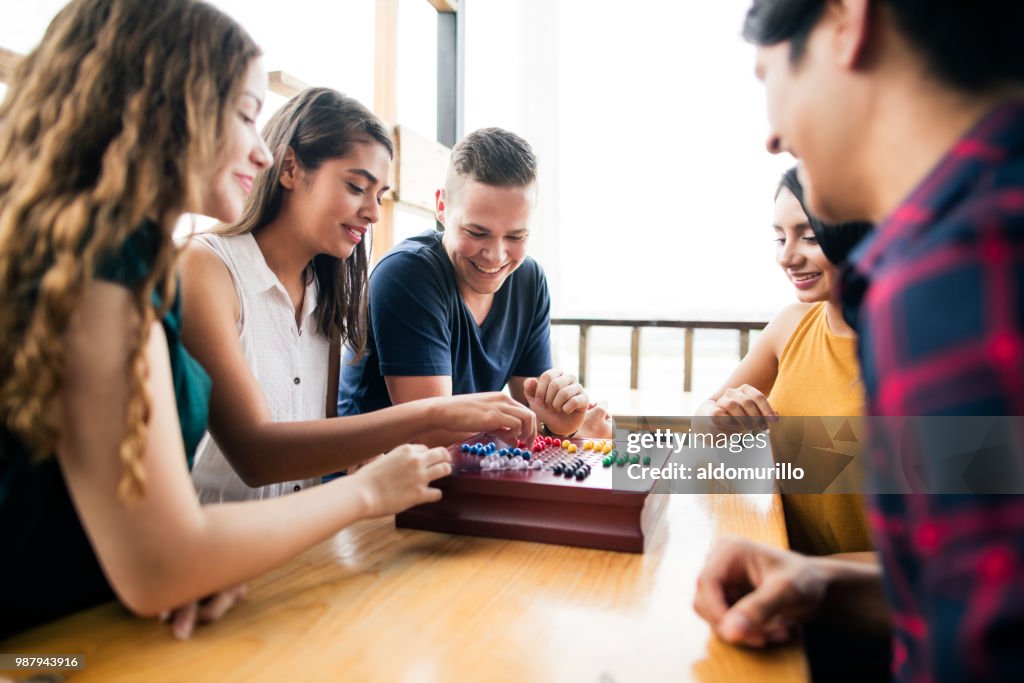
[349,168,391,192]
[772,222,812,231]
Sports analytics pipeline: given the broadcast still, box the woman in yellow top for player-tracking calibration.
[695,168,873,557]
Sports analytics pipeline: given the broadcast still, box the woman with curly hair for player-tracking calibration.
[0,0,452,639]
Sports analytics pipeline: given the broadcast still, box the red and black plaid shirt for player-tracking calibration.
[841,97,1024,682]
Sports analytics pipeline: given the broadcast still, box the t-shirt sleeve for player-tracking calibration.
[369,251,453,377]
[512,262,553,378]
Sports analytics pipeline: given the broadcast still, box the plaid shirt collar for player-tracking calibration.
[841,95,1024,328]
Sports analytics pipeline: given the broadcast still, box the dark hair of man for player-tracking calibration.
[448,127,538,191]
[743,0,1024,92]
[776,167,873,265]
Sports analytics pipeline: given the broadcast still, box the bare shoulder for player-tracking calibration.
[177,237,238,321]
[62,282,174,384]
[63,281,140,382]
[59,283,170,464]
[178,238,232,288]
[763,302,815,357]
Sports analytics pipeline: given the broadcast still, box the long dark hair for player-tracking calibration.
[776,167,872,265]
[216,88,393,356]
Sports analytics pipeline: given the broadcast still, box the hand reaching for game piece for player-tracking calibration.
[351,443,453,517]
[159,583,248,640]
[422,392,537,444]
[523,369,588,438]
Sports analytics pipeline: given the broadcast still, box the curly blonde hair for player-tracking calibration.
[0,0,260,499]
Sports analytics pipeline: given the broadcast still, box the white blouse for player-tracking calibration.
[190,232,328,502]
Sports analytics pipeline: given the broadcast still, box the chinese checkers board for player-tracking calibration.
[395,433,669,553]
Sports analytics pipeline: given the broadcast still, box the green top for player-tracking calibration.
[0,220,211,638]
[96,221,211,462]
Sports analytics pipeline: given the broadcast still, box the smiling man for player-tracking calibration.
[693,1,1024,682]
[338,128,605,440]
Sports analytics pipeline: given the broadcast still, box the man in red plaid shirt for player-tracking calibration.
[694,1,1024,681]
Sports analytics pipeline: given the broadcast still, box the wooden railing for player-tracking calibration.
[550,318,768,392]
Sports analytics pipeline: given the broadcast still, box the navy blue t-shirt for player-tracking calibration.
[338,230,552,414]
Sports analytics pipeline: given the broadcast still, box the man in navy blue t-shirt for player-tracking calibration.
[339,128,610,439]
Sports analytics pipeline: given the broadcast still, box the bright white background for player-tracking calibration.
[1,0,797,396]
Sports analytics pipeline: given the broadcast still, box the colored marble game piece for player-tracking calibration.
[455,432,630,484]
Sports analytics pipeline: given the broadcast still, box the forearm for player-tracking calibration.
[213,402,435,486]
[119,476,373,614]
[812,554,889,636]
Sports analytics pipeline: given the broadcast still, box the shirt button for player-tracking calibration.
[293,484,301,492]
[293,377,301,385]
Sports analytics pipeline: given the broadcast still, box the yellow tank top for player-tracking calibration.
[767,302,873,556]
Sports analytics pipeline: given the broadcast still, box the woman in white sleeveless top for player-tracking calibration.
[180,89,535,502]
[189,231,329,501]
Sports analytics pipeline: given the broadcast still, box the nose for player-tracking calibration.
[481,238,506,265]
[765,132,782,155]
[252,135,273,169]
[777,238,803,269]
[360,195,381,224]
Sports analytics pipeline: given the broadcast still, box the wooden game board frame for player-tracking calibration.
[396,435,669,553]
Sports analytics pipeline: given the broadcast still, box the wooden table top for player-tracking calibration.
[599,387,700,419]
[598,387,699,433]
[2,494,808,683]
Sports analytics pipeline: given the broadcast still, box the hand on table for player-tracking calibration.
[693,537,828,647]
[159,584,248,640]
[699,385,778,433]
[523,369,588,437]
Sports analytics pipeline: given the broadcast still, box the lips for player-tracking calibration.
[342,224,367,244]
[790,272,822,290]
[470,260,507,277]
[234,174,253,195]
